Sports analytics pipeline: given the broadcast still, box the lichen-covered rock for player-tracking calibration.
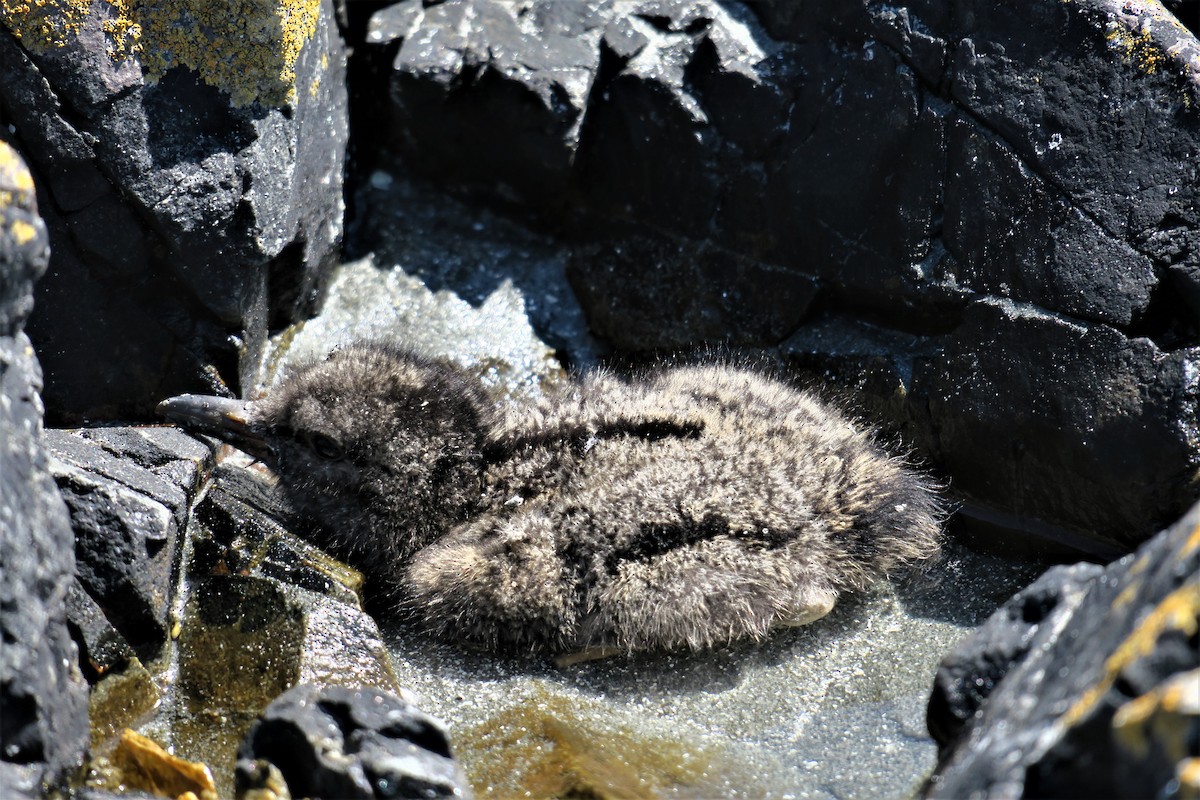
[364,0,1200,553]
[238,683,470,799]
[0,0,348,422]
[924,502,1200,799]
[0,140,89,792]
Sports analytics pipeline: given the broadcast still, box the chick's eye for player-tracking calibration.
[307,432,345,461]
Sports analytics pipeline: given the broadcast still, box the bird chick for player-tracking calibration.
[160,343,943,657]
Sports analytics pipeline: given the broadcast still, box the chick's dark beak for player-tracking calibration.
[157,394,273,461]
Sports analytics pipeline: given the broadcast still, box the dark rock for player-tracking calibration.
[942,1,1199,257]
[79,426,213,498]
[567,235,818,351]
[0,0,348,422]
[910,297,1199,555]
[238,683,469,799]
[0,141,89,791]
[924,501,1200,799]
[926,562,1104,748]
[65,578,136,682]
[781,313,944,445]
[786,297,1199,557]
[943,119,1158,328]
[192,462,366,608]
[374,0,602,209]
[738,0,1197,337]
[45,426,212,658]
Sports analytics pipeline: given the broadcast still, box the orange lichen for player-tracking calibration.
[1105,20,1168,76]
[1113,668,1200,761]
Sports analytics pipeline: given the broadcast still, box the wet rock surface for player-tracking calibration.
[260,255,564,400]
[363,0,1200,554]
[925,502,1200,799]
[0,141,89,793]
[0,0,348,422]
[109,457,407,799]
[64,444,415,799]
[238,683,469,799]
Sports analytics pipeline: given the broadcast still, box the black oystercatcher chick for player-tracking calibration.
[160,343,942,657]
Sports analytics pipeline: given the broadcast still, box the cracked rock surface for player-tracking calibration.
[0,0,349,423]
[0,141,89,796]
[361,0,1200,554]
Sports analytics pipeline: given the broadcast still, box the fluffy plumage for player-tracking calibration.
[160,342,943,656]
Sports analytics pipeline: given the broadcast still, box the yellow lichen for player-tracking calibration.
[10,218,37,245]
[1112,582,1139,610]
[1105,21,1168,76]
[1184,522,1200,558]
[137,0,322,107]
[1113,668,1200,761]
[0,141,37,213]
[101,0,139,60]
[1,0,90,51]
[1,0,140,60]
[1,0,325,107]
[1180,758,1200,797]
[1062,580,1200,729]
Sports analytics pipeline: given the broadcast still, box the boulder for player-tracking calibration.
[925,501,1200,798]
[0,0,349,422]
[0,141,89,792]
[238,683,470,799]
